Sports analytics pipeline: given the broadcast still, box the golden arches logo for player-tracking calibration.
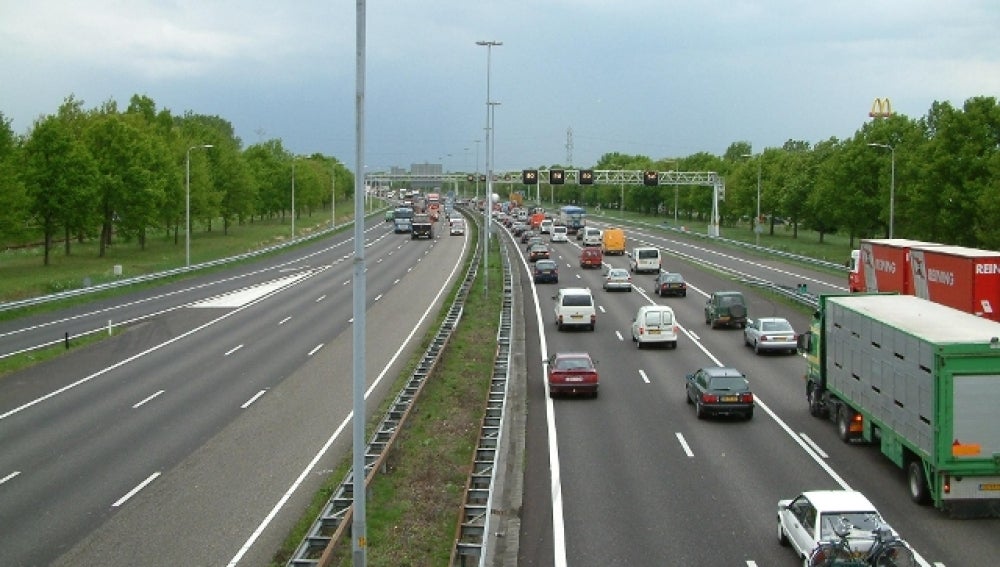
[869,97,893,118]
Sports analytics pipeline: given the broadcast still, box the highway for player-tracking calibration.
[0,215,469,566]
[512,219,1000,566]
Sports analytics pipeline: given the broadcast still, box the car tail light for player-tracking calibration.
[740,393,754,403]
[590,314,596,324]
[760,335,770,342]
[701,393,718,403]
[672,325,679,334]
[638,326,645,336]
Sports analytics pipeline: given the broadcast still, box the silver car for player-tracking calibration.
[743,317,797,355]
[602,268,632,292]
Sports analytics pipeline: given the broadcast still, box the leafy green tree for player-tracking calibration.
[0,113,30,244]
[21,115,97,265]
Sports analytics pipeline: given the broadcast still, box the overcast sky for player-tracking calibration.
[2,1,999,173]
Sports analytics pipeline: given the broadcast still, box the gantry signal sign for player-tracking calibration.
[522,169,538,185]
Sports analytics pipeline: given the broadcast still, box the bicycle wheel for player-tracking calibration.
[871,542,916,567]
[808,542,854,566]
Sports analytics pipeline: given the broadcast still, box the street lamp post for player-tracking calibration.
[477,39,502,294]
[291,159,297,239]
[868,142,896,238]
[185,143,213,267]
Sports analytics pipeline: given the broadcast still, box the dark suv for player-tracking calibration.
[704,291,748,328]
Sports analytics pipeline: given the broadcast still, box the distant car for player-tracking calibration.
[579,247,604,269]
[512,222,528,236]
[684,366,753,419]
[550,225,569,242]
[384,210,395,222]
[547,352,599,398]
[539,219,554,234]
[653,271,687,297]
[777,490,896,566]
[449,219,466,236]
[533,259,559,283]
[520,230,537,244]
[525,236,544,251]
[743,317,797,354]
[603,268,632,292]
[705,291,748,329]
[631,305,678,349]
[528,243,551,262]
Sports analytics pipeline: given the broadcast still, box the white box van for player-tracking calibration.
[539,219,554,234]
[550,225,568,242]
[582,227,603,247]
[631,305,678,348]
[629,247,661,273]
[553,287,596,331]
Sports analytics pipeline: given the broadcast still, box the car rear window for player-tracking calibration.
[762,320,793,332]
[563,294,592,307]
[719,295,744,306]
[644,310,672,326]
[709,376,747,390]
[638,249,658,259]
[554,357,592,371]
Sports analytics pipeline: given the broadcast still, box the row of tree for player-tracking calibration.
[0,95,354,265]
[4,94,999,263]
[513,96,1000,249]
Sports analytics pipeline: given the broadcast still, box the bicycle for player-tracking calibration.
[808,517,916,567]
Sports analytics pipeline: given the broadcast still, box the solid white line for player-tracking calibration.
[1,471,21,485]
[224,344,244,357]
[799,433,829,459]
[278,316,291,326]
[241,390,267,409]
[307,344,323,357]
[113,472,161,507]
[675,432,694,457]
[638,369,650,384]
[227,226,470,566]
[132,390,165,409]
[315,295,326,303]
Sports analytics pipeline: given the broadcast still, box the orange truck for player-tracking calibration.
[529,212,546,230]
[426,193,441,221]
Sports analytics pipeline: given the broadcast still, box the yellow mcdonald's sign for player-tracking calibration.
[869,97,893,118]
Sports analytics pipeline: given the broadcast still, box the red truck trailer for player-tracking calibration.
[848,239,939,293]
[909,245,1000,321]
[849,239,1000,321]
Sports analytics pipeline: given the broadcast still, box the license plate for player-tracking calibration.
[570,314,583,319]
[648,329,660,334]
[981,483,1000,491]
[722,395,738,402]
[566,376,583,382]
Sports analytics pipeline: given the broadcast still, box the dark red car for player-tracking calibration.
[579,247,604,269]
[547,352,599,398]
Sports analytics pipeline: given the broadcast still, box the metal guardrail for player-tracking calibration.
[0,214,387,314]
[286,213,483,566]
[589,213,850,273]
[450,228,514,566]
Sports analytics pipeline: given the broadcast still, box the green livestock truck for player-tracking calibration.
[799,294,1000,516]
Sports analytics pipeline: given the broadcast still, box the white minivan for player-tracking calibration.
[631,305,678,348]
[553,287,596,331]
[629,247,661,273]
[582,227,603,247]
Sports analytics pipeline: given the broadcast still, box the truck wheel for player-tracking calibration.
[836,407,854,443]
[907,460,932,505]
[807,387,825,418]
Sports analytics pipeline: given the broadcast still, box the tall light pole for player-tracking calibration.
[185,143,213,267]
[868,142,896,238]
[477,39,501,294]
[291,159,297,239]
[474,139,481,200]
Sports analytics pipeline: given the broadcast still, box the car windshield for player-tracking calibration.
[708,376,746,391]
[554,357,593,371]
[819,512,882,540]
[762,320,793,332]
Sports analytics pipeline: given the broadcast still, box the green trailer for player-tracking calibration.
[800,294,1000,516]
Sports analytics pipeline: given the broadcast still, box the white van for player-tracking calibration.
[449,218,466,236]
[631,305,678,348]
[582,227,603,247]
[550,225,568,242]
[539,219,554,234]
[629,247,661,273]
[553,287,596,331]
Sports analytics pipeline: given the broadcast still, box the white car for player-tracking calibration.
[631,305,678,348]
[553,287,596,331]
[550,225,568,242]
[743,317,797,355]
[777,490,896,565]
